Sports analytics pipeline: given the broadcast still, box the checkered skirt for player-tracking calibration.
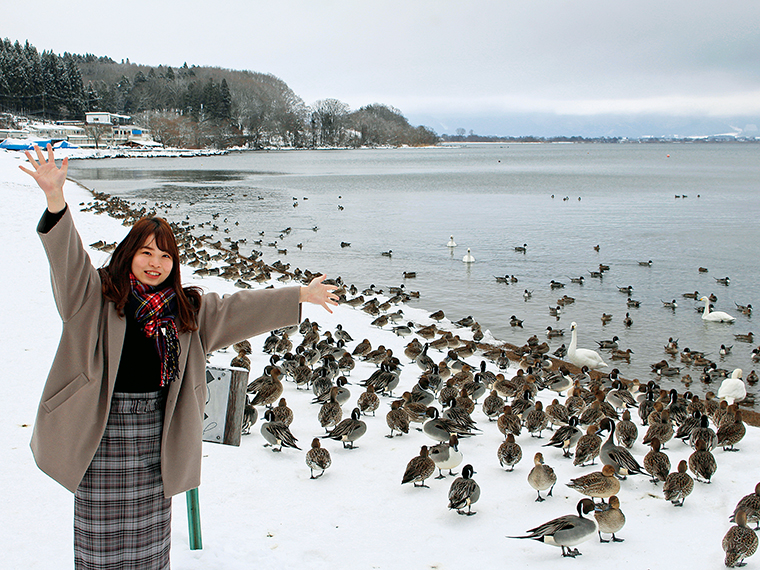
[74,391,171,569]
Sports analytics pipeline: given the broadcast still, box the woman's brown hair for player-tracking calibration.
[99,216,202,332]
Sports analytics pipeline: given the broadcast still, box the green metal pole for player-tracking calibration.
[186,488,203,550]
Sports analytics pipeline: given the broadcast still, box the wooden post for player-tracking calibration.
[186,488,202,550]
[223,368,248,446]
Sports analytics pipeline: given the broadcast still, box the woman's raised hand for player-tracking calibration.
[19,143,68,213]
[300,274,340,313]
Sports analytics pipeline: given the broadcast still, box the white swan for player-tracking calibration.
[462,248,475,263]
[568,322,608,370]
[447,235,457,247]
[700,296,736,323]
[718,368,746,404]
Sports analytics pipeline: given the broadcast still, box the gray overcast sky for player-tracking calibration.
[4,0,760,136]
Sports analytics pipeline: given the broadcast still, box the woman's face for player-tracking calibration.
[131,235,173,287]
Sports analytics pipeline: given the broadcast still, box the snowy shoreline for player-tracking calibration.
[1,148,758,569]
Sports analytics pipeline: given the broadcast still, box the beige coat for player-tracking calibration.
[32,208,301,497]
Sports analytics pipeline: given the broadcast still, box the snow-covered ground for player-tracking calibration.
[1,148,757,569]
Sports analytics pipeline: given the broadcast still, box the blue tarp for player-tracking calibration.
[54,140,78,149]
[0,138,53,151]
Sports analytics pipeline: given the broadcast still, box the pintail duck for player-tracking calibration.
[357,385,380,416]
[596,336,620,350]
[497,405,522,438]
[545,326,564,338]
[401,446,436,488]
[723,509,758,568]
[545,398,570,427]
[717,409,746,451]
[448,464,480,515]
[730,482,760,531]
[386,400,410,437]
[689,413,717,451]
[643,438,671,484]
[260,409,300,451]
[594,495,625,543]
[663,460,694,506]
[543,416,582,458]
[689,438,717,483]
[498,434,523,471]
[317,387,343,432]
[248,367,284,408]
[598,418,645,478]
[524,400,549,438]
[305,438,332,478]
[424,406,475,441]
[627,297,641,308]
[323,407,367,449]
[528,452,557,501]
[241,397,258,435]
[615,410,638,449]
[430,434,463,479]
[643,409,674,449]
[573,424,602,467]
[567,464,620,502]
[271,398,294,426]
[510,498,599,558]
[510,315,524,328]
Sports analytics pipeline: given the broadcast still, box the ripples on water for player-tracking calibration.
[69,143,760,401]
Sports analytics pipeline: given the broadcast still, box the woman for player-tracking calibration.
[21,144,338,569]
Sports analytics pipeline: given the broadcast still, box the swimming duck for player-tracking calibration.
[734,331,754,343]
[715,276,731,285]
[260,409,300,452]
[497,434,523,471]
[567,464,620,502]
[594,495,625,543]
[462,248,475,263]
[596,336,620,350]
[623,312,633,327]
[430,434,463,479]
[661,299,678,309]
[401,446,436,488]
[305,438,332,478]
[510,315,524,328]
[528,452,557,501]
[448,464,480,515]
[568,322,608,370]
[718,369,746,405]
[323,407,367,449]
[722,509,758,568]
[515,243,527,253]
[663,459,694,506]
[700,295,736,322]
[735,302,753,315]
[510,498,599,558]
[730,482,760,531]
[689,438,717,483]
[598,418,645,478]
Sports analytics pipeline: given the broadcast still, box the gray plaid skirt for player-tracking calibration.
[74,391,171,570]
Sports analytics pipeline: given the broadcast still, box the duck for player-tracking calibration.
[661,299,678,309]
[260,409,300,451]
[715,276,731,285]
[689,438,717,483]
[524,401,549,438]
[317,387,343,432]
[323,407,367,449]
[615,410,638,448]
[462,248,475,263]
[523,289,533,299]
[623,312,633,327]
[722,509,758,568]
[567,322,608,370]
[447,464,480,515]
[510,498,599,558]
[663,459,694,506]
[567,464,621,502]
[735,331,754,343]
[510,315,524,328]
[730,482,760,531]
[700,295,736,322]
[718,369,746,405]
[596,336,620,350]
[247,367,284,407]
[735,302,753,315]
[528,452,557,502]
[430,434,463,479]
[447,235,457,247]
[717,410,746,451]
[498,434,523,471]
[497,405,522,438]
[271,398,294,426]
[573,424,602,467]
[401,445,436,488]
[542,416,581,458]
[598,418,645,478]
[594,495,625,543]
[643,438,671,484]
[386,400,410,438]
[305,438,332,478]
[357,385,380,416]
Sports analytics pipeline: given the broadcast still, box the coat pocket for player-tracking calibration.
[42,373,91,413]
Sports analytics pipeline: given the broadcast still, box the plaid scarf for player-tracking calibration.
[129,273,180,387]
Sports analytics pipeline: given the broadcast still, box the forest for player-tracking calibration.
[0,38,439,149]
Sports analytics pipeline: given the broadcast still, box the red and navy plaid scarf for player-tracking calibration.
[129,273,180,387]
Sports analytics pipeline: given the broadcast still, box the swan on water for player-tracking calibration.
[568,322,608,370]
[718,368,746,405]
[447,236,457,247]
[700,296,736,323]
[462,248,475,263]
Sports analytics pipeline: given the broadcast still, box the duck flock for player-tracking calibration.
[80,190,759,567]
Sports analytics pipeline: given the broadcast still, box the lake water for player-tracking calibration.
[68,143,760,398]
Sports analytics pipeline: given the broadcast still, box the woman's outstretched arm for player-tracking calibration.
[19,143,68,213]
